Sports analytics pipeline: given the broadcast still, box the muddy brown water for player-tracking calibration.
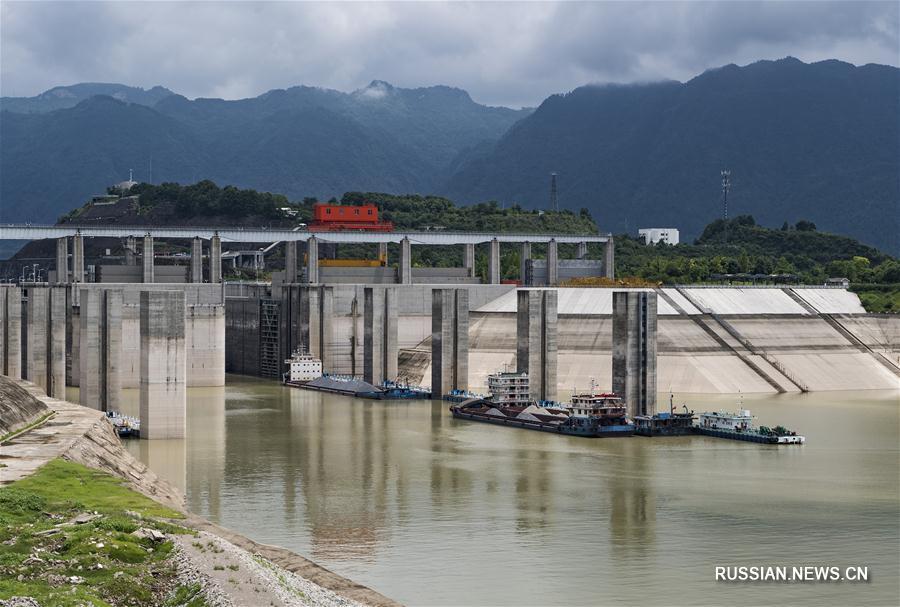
[107,379,899,606]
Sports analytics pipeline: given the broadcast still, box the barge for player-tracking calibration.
[634,396,696,436]
[693,409,805,444]
[449,373,634,438]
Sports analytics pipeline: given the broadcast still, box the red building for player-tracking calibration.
[309,203,394,232]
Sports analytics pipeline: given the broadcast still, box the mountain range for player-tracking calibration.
[1,58,897,252]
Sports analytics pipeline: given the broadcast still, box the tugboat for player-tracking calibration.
[449,373,634,438]
[633,395,696,436]
[693,408,805,444]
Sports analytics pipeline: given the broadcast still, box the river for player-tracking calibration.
[120,378,899,606]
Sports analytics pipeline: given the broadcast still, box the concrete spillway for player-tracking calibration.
[223,283,898,394]
[399,286,899,394]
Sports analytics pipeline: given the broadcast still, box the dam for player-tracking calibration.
[228,283,899,394]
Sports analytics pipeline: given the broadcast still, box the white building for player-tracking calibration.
[638,228,679,245]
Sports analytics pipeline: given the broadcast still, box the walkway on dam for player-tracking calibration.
[0,388,102,485]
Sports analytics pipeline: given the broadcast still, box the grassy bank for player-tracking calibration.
[0,459,203,607]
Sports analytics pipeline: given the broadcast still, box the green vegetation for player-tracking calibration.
[130,180,292,220]
[852,285,900,314]
[0,459,199,607]
[615,216,899,292]
[341,191,597,234]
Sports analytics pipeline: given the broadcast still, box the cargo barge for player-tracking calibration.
[634,396,696,436]
[693,409,805,444]
[449,373,634,438]
[281,347,430,399]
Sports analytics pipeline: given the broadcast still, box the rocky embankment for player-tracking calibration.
[0,377,399,607]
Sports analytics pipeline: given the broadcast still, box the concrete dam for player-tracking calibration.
[227,283,899,395]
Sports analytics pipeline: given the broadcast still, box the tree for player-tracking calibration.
[795,220,817,231]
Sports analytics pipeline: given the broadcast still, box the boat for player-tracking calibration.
[449,373,634,438]
[282,347,323,386]
[360,379,432,400]
[442,388,486,403]
[633,395,696,436]
[693,409,805,444]
[105,411,140,438]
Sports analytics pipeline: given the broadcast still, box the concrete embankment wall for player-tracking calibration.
[0,375,49,436]
[398,286,900,394]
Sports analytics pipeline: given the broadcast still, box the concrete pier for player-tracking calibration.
[488,238,501,284]
[25,288,48,393]
[79,289,102,409]
[577,241,588,260]
[142,235,155,283]
[191,237,203,283]
[140,290,186,439]
[124,236,137,266]
[3,287,22,379]
[612,290,657,418]
[307,286,334,368]
[464,243,475,278]
[210,234,222,283]
[48,287,66,399]
[305,236,318,284]
[55,238,68,284]
[520,242,531,285]
[378,242,389,265]
[398,238,412,285]
[547,239,559,286]
[72,233,85,284]
[363,287,398,385]
[431,288,469,395]
[79,289,123,411]
[284,241,298,283]
[605,237,615,279]
[104,290,123,412]
[516,289,558,402]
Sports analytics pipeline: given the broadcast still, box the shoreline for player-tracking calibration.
[0,376,399,607]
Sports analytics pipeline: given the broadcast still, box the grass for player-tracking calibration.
[0,459,201,607]
[0,412,55,444]
[854,285,900,313]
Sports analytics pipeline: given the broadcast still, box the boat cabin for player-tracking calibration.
[698,410,753,431]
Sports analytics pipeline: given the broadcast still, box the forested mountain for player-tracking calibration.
[2,59,898,253]
[0,81,528,225]
[443,58,900,253]
[0,83,174,114]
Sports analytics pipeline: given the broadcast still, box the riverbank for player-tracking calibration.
[0,377,399,607]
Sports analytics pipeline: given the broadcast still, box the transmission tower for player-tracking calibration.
[721,169,731,244]
[550,172,558,212]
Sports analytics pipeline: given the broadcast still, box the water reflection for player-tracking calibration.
[127,380,899,607]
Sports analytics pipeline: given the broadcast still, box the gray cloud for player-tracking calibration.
[1,1,897,108]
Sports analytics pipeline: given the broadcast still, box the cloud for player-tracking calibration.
[1,1,897,107]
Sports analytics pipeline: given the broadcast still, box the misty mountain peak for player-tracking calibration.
[354,80,396,101]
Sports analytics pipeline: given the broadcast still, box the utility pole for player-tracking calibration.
[721,169,731,244]
[550,172,558,212]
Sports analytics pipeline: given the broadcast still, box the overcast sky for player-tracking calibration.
[2,1,897,108]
